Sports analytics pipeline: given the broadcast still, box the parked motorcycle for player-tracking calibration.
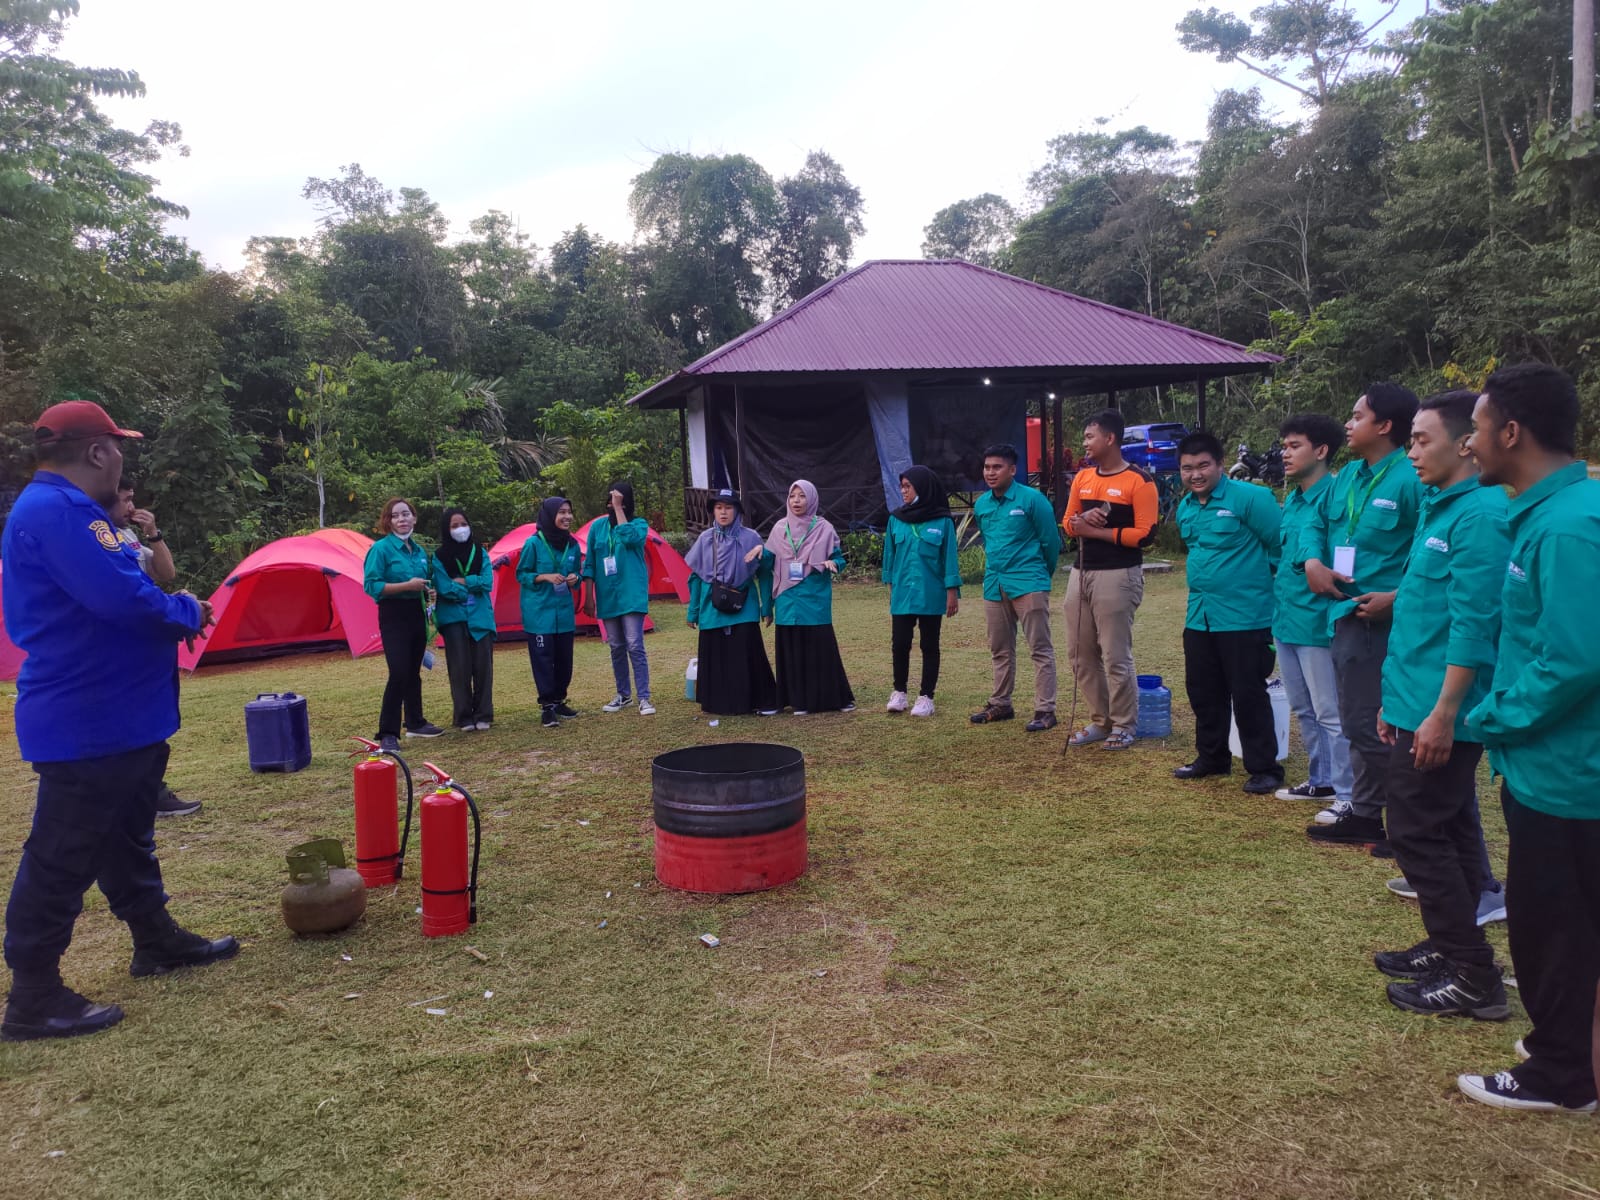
[1227,442,1285,486]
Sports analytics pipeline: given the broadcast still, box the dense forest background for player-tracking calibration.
[3,0,1597,591]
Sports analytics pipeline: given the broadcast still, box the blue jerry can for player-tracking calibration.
[244,692,312,773]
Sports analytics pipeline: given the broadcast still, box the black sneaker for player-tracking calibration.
[1457,1069,1599,1112]
[405,723,445,738]
[1025,711,1058,733]
[1275,781,1335,802]
[541,705,560,729]
[1,987,124,1042]
[1307,811,1386,846]
[1374,939,1447,979]
[1242,774,1283,795]
[1388,963,1510,1020]
[129,913,240,978]
[970,704,1015,725]
[155,786,201,818]
[1173,761,1231,780]
[377,734,401,753]
[554,702,579,718]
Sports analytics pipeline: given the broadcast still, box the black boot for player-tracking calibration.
[128,909,240,978]
[541,704,560,728]
[2,965,124,1042]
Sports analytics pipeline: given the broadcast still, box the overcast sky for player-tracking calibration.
[58,0,1417,271]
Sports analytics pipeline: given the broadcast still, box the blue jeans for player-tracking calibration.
[1275,639,1353,803]
[602,612,650,701]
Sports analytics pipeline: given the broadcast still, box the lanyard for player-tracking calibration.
[537,534,571,573]
[1345,457,1396,538]
[783,517,816,556]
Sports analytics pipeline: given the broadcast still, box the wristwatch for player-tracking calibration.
[147,530,165,544]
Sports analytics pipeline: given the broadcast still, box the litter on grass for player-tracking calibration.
[699,934,720,948]
[425,1007,449,1016]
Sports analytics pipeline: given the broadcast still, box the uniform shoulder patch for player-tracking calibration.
[89,519,120,551]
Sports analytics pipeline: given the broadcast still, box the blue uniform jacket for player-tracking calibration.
[2,472,202,763]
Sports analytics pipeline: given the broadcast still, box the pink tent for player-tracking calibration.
[0,564,27,682]
[179,528,382,670]
[488,518,690,639]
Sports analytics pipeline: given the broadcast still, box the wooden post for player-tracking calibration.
[1196,377,1208,430]
[677,404,690,492]
[1037,396,1049,492]
[1107,389,1118,410]
[733,384,745,500]
[1051,394,1065,521]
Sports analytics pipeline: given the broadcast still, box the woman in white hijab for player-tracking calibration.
[766,479,855,714]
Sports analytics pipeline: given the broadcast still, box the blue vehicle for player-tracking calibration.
[1121,423,1190,473]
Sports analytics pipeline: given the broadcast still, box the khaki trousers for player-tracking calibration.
[1063,566,1144,733]
[984,591,1056,713]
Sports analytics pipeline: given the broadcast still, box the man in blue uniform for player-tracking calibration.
[2,401,238,1042]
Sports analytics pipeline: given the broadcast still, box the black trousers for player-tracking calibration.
[1502,784,1600,1105]
[1182,626,1281,778]
[527,631,575,707]
[377,601,427,737]
[1385,730,1491,968]
[891,613,943,697]
[4,742,170,976]
[441,623,495,727]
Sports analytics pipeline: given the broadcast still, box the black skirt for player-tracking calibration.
[774,624,855,712]
[697,622,778,715]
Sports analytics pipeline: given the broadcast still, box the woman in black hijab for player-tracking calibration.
[880,466,960,717]
[430,506,497,731]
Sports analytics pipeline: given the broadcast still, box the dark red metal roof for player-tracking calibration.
[630,259,1279,406]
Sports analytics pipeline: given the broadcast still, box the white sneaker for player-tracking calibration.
[886,690,909,713]
[910,696,935,718]
[1313,798,1352,826]
[602,695,632,713]
[638,699,656,716]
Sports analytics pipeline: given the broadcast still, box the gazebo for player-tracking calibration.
[629,259,1280,532]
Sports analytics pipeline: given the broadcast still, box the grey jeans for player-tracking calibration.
[1331,614,1390,821]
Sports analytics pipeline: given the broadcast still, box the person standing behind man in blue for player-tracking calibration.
[431,507,496,733]
[1272,414,1354,814]
[970,444,1061,732]
[1372,391,1511,1022]
[1302,384,1424,851]
[882,466,960,718]
[1171,431,1284,795]
[1456,364,1600,1113]
[584,481,654,715]
[518,497,584,729]
[3,401,237,1042]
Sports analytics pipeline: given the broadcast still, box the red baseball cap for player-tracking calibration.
[33,400,143,444]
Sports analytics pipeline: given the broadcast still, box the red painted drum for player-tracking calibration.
[652,743,807,894]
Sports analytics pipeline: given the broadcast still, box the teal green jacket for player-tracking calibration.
[1176,476,1280,632]
[688,550,773,630]
[974,481,1060,602]
[581,517,650,618]
[1306,447,1424,629]
[1272,472,1335,647]
[430,544,496,639]
[775,547,846,627]
[1380,477,1509,737]
[363,534,432,603]
[882,515,961,617]
[516,533,583,635]
[1464,463,1600,818]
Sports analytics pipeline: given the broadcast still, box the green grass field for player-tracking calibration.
[2,575,1596,1199]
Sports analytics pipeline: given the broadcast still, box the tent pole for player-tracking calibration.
[1051,394,1065,522]
[1196,377,1207,430]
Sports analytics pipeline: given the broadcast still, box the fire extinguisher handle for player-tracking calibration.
[453,782,483,925]
[349,735,380,755]
[420,761,450,787]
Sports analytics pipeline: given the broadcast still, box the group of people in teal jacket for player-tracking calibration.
[360,481,654,745]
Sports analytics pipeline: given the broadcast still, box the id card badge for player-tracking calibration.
[788,561,805,582]
[552,580,570,598]
[603,555,618,577]
[1332,545,1357,577]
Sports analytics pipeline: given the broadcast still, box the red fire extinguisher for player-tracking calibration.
[418,761,481,938]
[348,737,415,887]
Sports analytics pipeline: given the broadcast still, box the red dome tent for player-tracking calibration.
[179,528,382,670]
[488,518,690,639]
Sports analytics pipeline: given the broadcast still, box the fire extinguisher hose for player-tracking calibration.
[452,782,482,924]
[381,749,416,879]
